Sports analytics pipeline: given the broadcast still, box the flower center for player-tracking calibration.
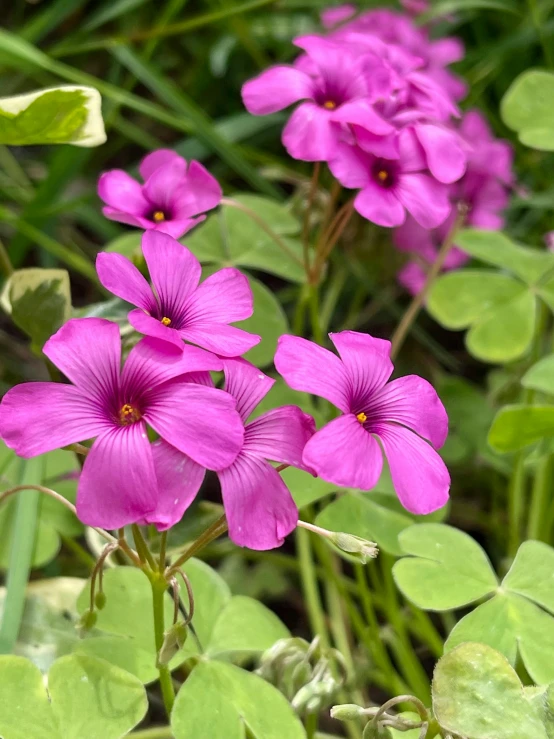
[119,403,142,425]
[377,170,389,183]
[323,100,337,110]
[152,210,166,223]
[356,412,368,423]
[161,316,171,326]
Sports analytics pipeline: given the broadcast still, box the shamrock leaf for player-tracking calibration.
[501,69,554,151]
[522,353,554,395]
[396,528,554,684]
[428,229,554,363]
[432,642,550,739]
[0,86,106,147]
[488,404,554,452]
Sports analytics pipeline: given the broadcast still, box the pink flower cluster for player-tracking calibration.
[242,5,514,287]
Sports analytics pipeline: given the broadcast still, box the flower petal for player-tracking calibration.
[98,170,149,215]
[328,142,372,189]
[282,103,341,162]
[329,330,393,407]
[396,173,450,229]
[171,161,222,218]
[274,335,351,413]
[128,310,185,350]
[101,208,152,229]
[377,424,450,514]
[242,65,313,115]
[355,127,400,159]
[121,337,221,394]
[96,252,155,312]
[354,182,406,228]
[145,440,206,530]
[0,383,110,457]
[143,158,188,213]
[244,406,315,467]
[154,216,205,238]
[139,149,183,181]
[144,381,244,470]
[370,375,448,448]
[331,99,394,135]
[76,423,158,529]
[43,318,121,403]
[179,324,261,357]
[218,453,298,550]
[303,414,383,490]
[183,267,254,324]
[141,231,201,317]
[223,357,274,422]
[415,124,466,184]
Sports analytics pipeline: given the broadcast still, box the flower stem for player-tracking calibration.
[527,453,552,541]
[390,205,466,360]
[302,163,321,277]
[305,712,318,739]
[508,452,527,558]
[308,283,324,345]
[151,575,176,719]
[158,531,168,574]
[167,514,228,574]
[296,527,330,649]
[132,524,157,570]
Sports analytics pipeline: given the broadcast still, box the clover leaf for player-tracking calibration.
[501,69,554,151]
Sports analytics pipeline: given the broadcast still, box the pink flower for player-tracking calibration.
[320,4,356,28]
[241,37,393,162]
[275,331,450,515]
[0,319,244,530]
[400,0,429,15]
[545,232,554,252]
[147,358,316,549]
[98,149,222,239]
[96,231,260,358]
[329,131,450,228]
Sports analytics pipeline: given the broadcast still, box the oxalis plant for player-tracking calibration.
[1,2,554,738]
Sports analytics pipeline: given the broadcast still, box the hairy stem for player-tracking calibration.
[168,514,228,574]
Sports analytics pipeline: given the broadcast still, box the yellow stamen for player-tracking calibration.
[161,316,172,326]
[377,170,388,183]
[119,403,141,425]
[323,100,337,110]
[356,412,368,424]
[153,210,165,222]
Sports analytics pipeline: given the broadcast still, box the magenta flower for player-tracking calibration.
[96,231,260,358]
[241,37,393,162]
[147,358,316,549]
[329,131,450,228]
[0,318,245,530]
[98,149,222,239]
[275,331,450,515]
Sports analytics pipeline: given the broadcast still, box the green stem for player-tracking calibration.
[407,606,444,659]
[293,284,309,336]
[527,452,552,541]
[168,514,228,573]
[302,162,320,277]
[0,237,13,278]
[159,531,168,574]
[296,527,330,649]
[308,283,324,344]
[132,524,157,570]
[527,0,554,67]
[508,452,527,558]
[305,712,318,739]
[151,576,176,718]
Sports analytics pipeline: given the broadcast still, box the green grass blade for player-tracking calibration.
[110,45,282,197]
[20,0,88,43]
[0,456,45,653]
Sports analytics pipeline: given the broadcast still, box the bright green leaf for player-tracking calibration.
[281,467,337,509]
[393,524,497,610]
[503,540,554,614]
[488,405,554,452]
[207,595,290,658]
[455,229,554,284]
[0,656,58,739]
[433,642,549,738]
[8,268,71,352]
[0,86,106,147]
[501,69,554,151]
[522,354,554,395]
[172,660,306,739]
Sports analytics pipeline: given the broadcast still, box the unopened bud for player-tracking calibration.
[77,609,97,635]
[331,704,367,721]
[157,622,188,666]
[331,532,379,563]
[94,592,107,610]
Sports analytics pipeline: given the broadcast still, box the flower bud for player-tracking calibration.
[157,622,188,666]
[77,609,97,636]
[331,704,367,721]
[331,532,379,563]
[94,591,107,610]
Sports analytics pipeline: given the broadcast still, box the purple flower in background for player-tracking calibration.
[241,36,393,162]
[97,231,260,358]
[148,358,316,549]
[275,331,450,514]
[545,232,554,252]
[98,149,222,239]
[0,319,244,529]
[329,131,450,228]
